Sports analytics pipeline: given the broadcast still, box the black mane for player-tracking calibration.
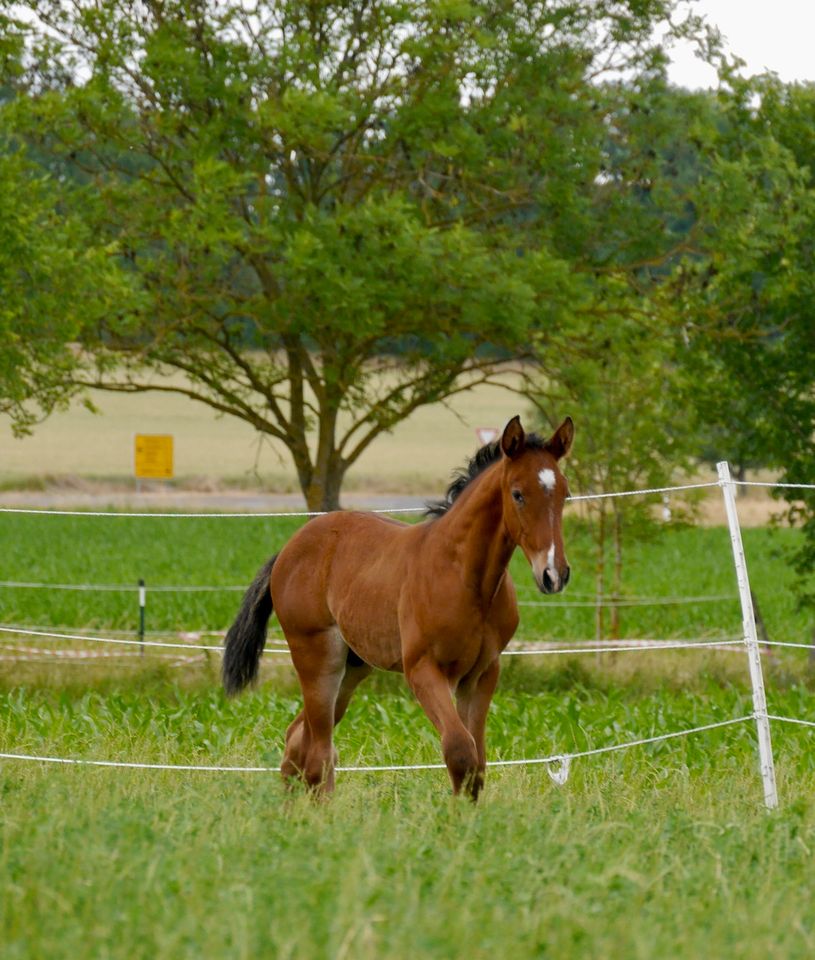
[425,433,550,519]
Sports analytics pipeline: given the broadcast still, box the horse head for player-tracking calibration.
[500,415,574,594]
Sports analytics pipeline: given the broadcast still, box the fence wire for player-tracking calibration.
[0,715,754,776]
[0,578,738,608]
[734,481,815,491]
[0,478,723,519]
[0,624,751,658]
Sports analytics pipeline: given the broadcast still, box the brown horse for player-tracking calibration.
[223,415,573,799]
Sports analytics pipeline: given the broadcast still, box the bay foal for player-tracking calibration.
[223,415,573,799]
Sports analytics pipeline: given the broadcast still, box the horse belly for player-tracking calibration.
[333,584,403,672]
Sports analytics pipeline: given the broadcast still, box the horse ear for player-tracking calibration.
[501,415,526,460]
[548,417,574,460]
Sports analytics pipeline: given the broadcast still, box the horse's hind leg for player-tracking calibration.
[282,649,372,787]
[281,708,308,784]
[333,652,373,727]
[284,629,347,794]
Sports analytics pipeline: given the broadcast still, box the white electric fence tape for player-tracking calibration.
[518,595,737,608]
[0,506,428,518]
[766,715,815,729]
[0,626,230,653]
[0,580,737,605]
[0,625,749,657]
[0,715,754,776]
[0,479,725,518]
[1,477,810,521]
[566,481,720,501]
[0,581,246,592]
[734,481,815,490]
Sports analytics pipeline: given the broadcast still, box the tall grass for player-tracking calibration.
[2,514,814,958]
[2,669,815,959]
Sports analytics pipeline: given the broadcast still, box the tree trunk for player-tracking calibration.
[287,437,346,512]
[736,463,747,497]
[281,362,347,511]
[611,506,623,640]
[304,457,346,512]
[595,505,607,645]
[304,399,346,511]
[750,589,772,659]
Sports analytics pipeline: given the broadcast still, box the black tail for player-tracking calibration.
[222,555,278,696]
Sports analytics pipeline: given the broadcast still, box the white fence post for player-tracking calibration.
[717,461,778,809]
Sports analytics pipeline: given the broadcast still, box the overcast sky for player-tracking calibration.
[666,0,815,88]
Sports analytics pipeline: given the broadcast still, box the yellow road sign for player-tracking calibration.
[134,434,174,479]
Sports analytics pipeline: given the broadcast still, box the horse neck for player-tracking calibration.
[433,463,514,602]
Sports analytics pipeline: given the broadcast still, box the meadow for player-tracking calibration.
[1,508,815,958]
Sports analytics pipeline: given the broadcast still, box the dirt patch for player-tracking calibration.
[698,490,792,528]
[0,486,427,514]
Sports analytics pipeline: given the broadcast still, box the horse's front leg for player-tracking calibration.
[456,658,501,801]
[405,654,479,799]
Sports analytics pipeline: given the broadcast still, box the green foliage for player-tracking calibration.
[533,316,693,497]
[0,148,129,435]
[529,307,700,636]
[0,0,717,508]
[672,75,815,602]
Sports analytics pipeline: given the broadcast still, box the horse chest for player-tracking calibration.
[400,590,504,676]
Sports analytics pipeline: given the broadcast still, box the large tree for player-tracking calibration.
[672,73,815,598]
[2,0,711,507]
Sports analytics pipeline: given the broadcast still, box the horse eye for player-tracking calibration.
[512,490,525,505]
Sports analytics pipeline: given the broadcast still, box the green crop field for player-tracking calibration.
[1,511,815,957]
[1,513,809,641]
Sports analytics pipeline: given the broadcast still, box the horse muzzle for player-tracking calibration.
[536,563,570,595]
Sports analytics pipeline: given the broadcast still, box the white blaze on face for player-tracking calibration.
[546,543,557,590]
[531,467,561,589]
[533,543,556,573]
[532,541,559,590]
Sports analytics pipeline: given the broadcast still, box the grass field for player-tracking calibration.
[0,512,810,641]
[2,675,815,960]
[1,511,815,957]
